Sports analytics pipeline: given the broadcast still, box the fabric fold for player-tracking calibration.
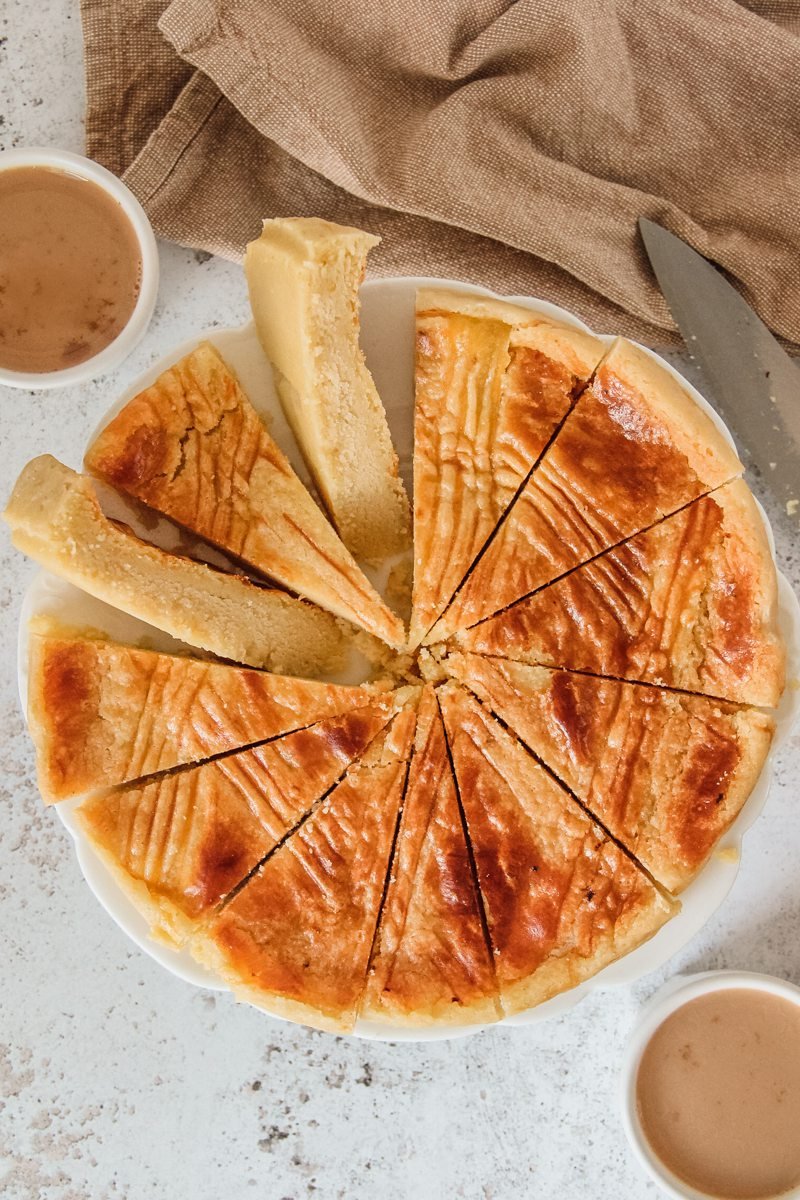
[81,0,800,347]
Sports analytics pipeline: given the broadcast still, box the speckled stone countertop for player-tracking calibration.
[1,6,799,1198]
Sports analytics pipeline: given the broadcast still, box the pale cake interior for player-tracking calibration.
[4,454,350,678]
[246,217,411,563]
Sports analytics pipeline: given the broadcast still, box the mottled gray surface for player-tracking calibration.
[1,6,799,1198]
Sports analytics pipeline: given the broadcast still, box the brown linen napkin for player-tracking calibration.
[80,0,800,347]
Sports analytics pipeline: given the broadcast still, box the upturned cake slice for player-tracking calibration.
[438,682,675,1017]
[447,653,774,893]
[362,686,501,1027]
[410,290,604,646]
[74,702,394,947]
[456,480,784,707]
[28,621,391,801]
[245,217,411,562]
[427,338,742,642]
[191,708,418,1033]
[4,455,350,677]
[83,341,404,647]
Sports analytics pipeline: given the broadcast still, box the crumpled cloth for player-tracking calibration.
[80,0,800,346]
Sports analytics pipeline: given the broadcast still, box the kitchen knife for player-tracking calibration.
[638,217,799,529]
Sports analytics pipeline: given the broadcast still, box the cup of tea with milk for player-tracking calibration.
[0,147,158,390]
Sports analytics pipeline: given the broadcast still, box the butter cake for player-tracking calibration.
[456,479,784,707]
[362,686,501,1026]
[4,455,350,677]
[75,703,393,947]
[190,709,417,1033]
[428,338,742,642]
[28,621,390,801]
[84,341,404,647]
[447,653,775,892]
[13,258,787,1034]
[410,290,604,646]
[245,217,411,562]
[438,683,675,1017]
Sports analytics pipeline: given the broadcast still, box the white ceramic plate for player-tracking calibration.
[17,277,800,1041]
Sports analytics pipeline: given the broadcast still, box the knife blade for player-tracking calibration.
[638,217,799,529]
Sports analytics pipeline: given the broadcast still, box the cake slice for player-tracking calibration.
[190,709,417,1032]
[456,481,784,707]
[362,686,500,1027]
[245,217,411,562]
[410,290,604,646]
[4,455,350,677]
[447,653,774,893]
[28,621,390,802]
[438,682,675,1017]
[428,339,742,642]
[83,341,404,647]
[74,702,393,947]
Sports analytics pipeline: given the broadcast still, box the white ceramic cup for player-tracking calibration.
[0,146,159,390]
[621,970,800,1200]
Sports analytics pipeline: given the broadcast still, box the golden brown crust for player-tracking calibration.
[410,294,604,647]
[28,624,389,802]
[190,715,415,1032]
[458,481,784,707]
[447,654,774,893]
[84,342,404,647]
[598,339,742,486]
[362,687,501,1026]
[75,703,393,944]
[438,683,675,1017]
[410,309,511,646]
[428,338,743,642]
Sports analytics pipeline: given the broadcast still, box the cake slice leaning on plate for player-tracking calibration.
[455,479,784,707]
[447,653,775,893]
[245,217,411,562]
[428,338,743,642]
[438,682,675,1018]
[4,455,351,678]
[361,685,501,1027]
[83,341,404,648]
[410,290,604,647]
[74,702,396,948]
[190,707,418,1033]
[28,620,391,802]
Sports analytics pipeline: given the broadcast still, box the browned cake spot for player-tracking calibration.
[195,823,253,909]
[94,421,169,491]
[560,366,697,523]
[43,641,96,715]
[678,720,741,857]
[308,707,382,762]
[498,345,577,471]
[712,570,758,672]
[41,643,100,785]
[548,670,593,763]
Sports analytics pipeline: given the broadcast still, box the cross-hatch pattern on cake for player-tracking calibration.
[5,217,786,1034]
